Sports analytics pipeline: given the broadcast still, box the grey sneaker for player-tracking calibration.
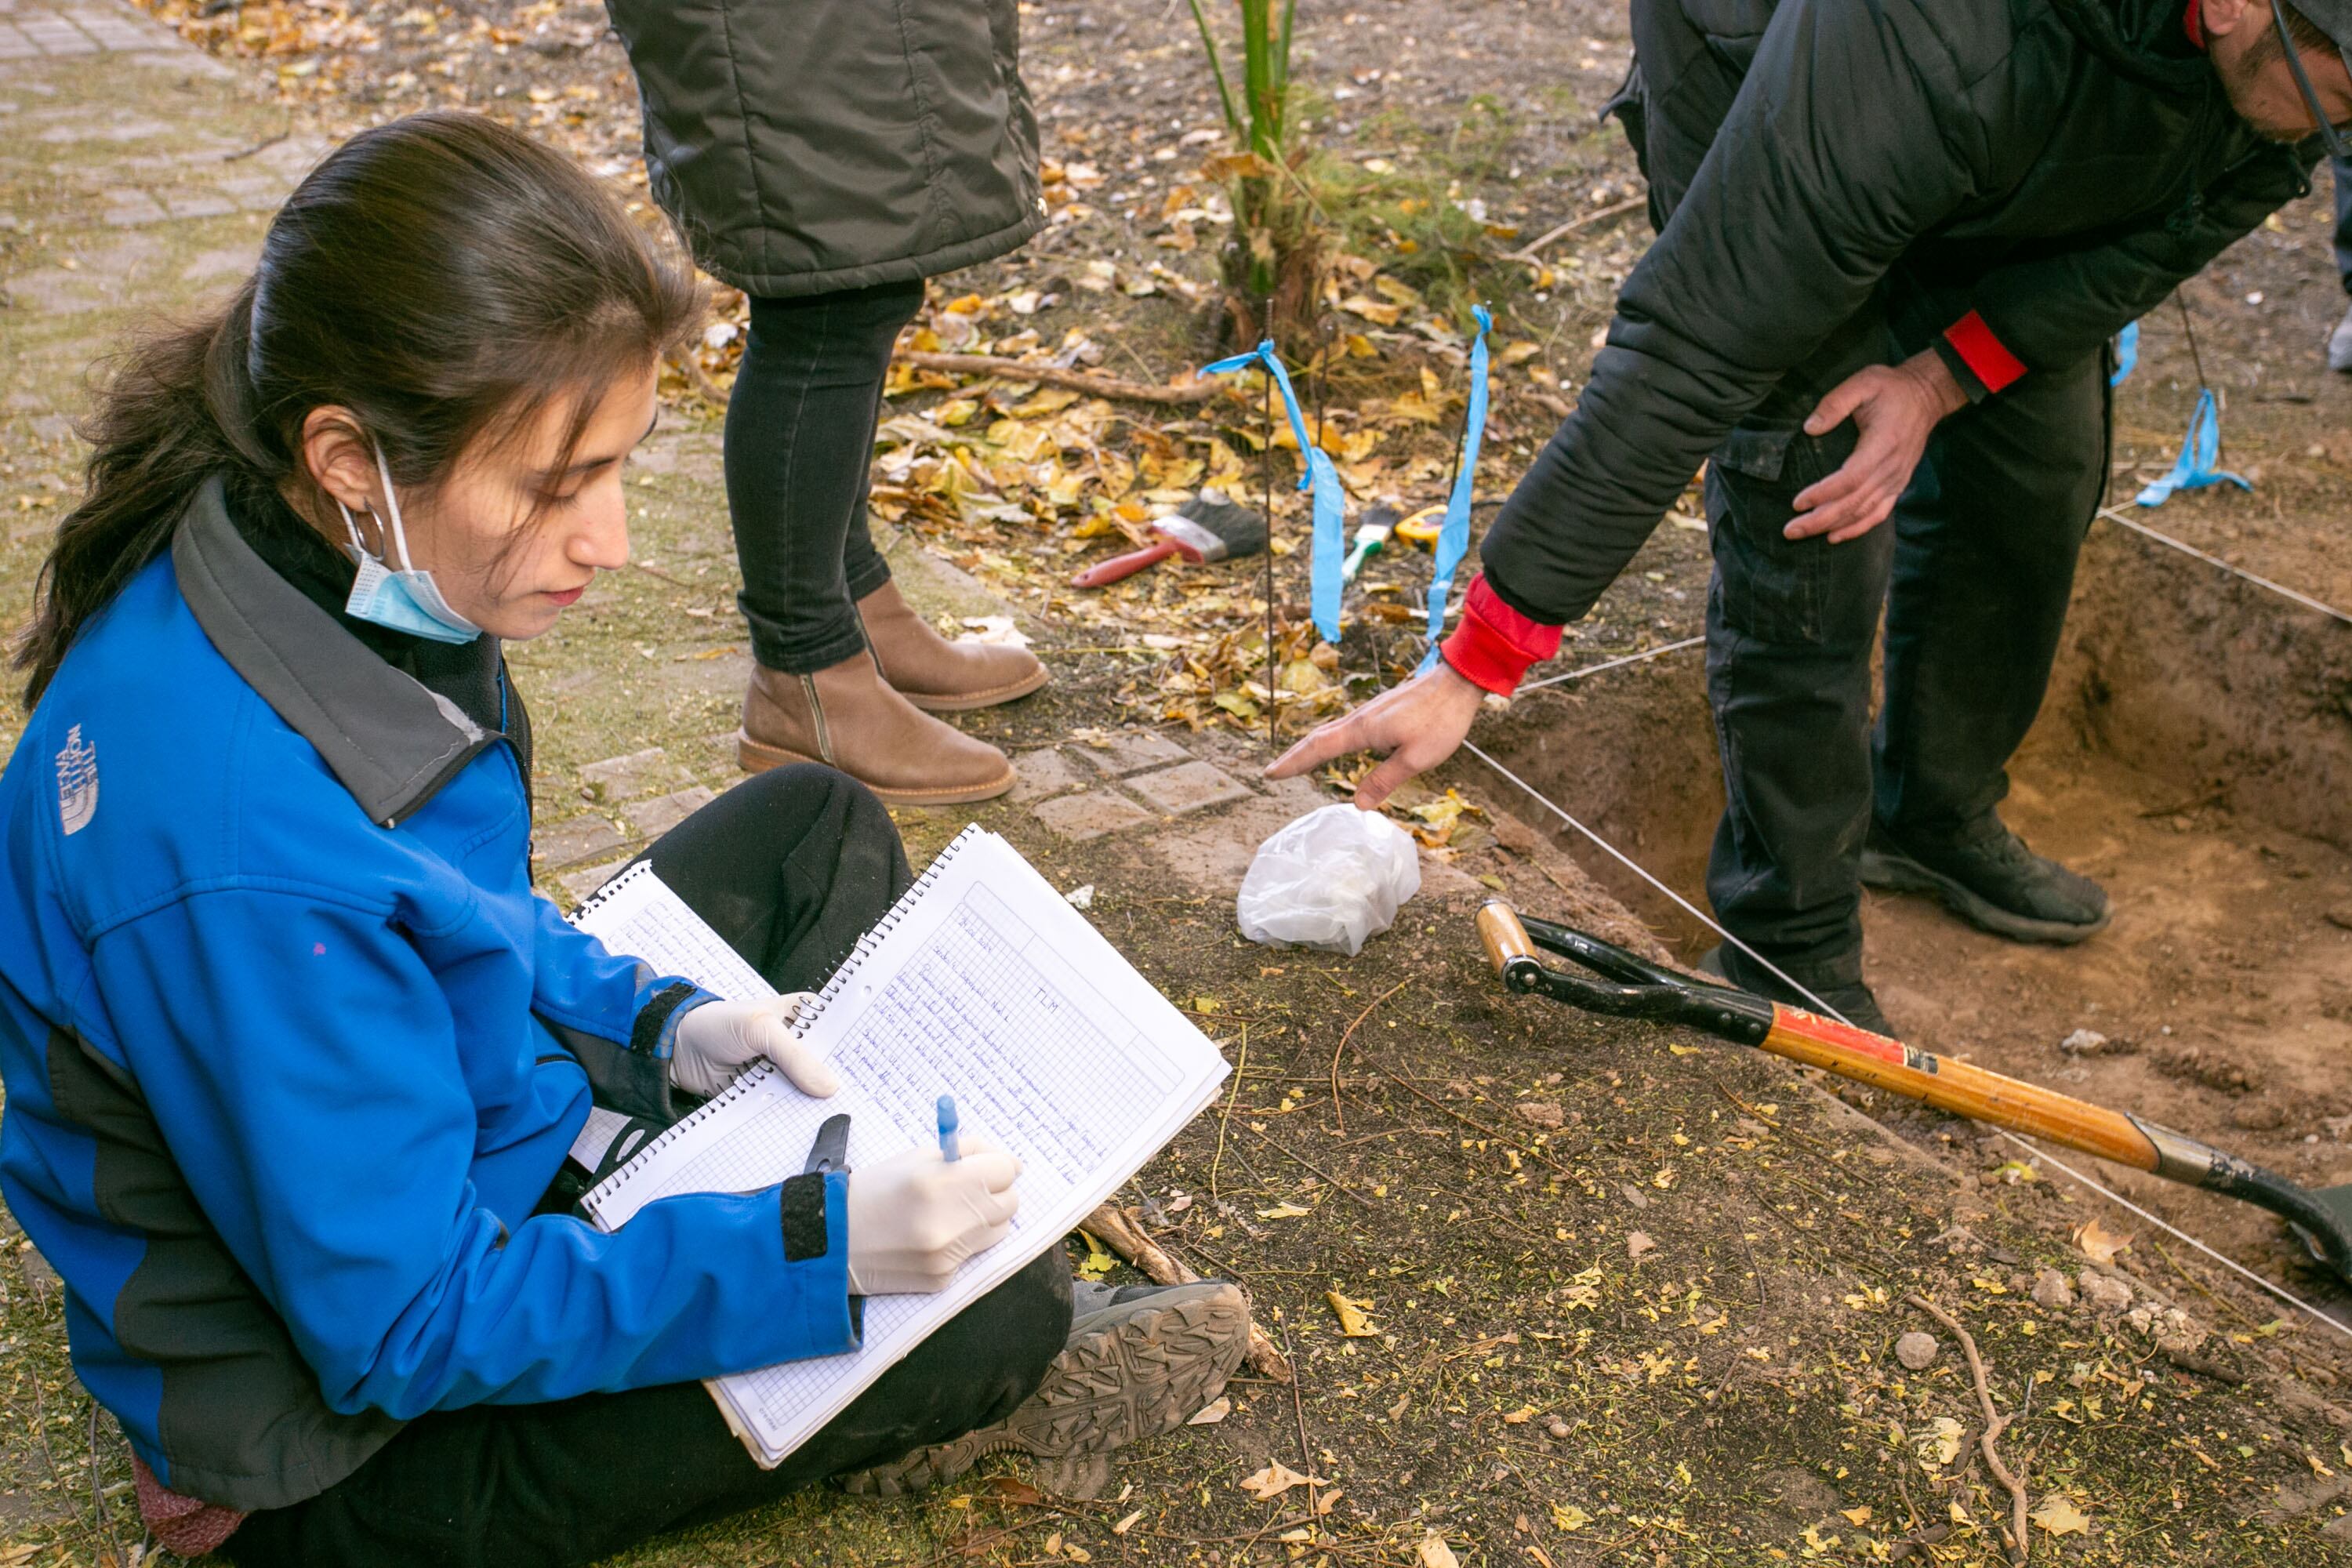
[839,1279,1250,1497]
[2329,301,2352,373]
[1860,817,2109,945]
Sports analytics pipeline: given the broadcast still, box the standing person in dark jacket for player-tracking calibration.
[2327,151,2352,366]
[1272,0,2349,1031]
[0,112,1247,1566]
[603,0,1049,805]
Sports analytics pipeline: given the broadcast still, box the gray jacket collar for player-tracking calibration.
[172,474,492,828]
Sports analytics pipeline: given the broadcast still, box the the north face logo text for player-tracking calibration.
[56,725,97,836]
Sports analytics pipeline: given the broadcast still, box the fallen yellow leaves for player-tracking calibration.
[1239,1461,1327,1501]
[2030,1495,2090,1536]
[1326,1290,1382,1337]
[1551,1503,1591,1531]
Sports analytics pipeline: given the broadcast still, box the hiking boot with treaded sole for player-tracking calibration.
[838,1279,1250,1497]
[1860,818,2110,946]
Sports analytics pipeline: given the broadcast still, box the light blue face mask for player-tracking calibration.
[336,444,484,644]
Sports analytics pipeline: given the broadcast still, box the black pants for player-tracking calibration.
[1620,1,2108,981]
[725,281,927,674]
[227,767,1073,1568]
[2333,153,2352,294]
[1701,356,2110,982]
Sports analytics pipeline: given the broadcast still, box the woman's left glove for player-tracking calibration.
[670,992,840,1099]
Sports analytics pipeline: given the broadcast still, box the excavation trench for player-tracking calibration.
[1465,517,2352,1296]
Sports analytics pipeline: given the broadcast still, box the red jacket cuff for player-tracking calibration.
[1439,575,1563,695]
[1941,310,2026,395]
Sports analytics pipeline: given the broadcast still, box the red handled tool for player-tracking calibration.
[1070,492,1266,588]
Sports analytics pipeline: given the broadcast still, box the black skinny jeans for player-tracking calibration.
[725,281,927,674]
[226,767,1073,1568]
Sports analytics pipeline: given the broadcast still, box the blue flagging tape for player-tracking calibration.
[2133,386,2249,508]
[1416,304,1493,673]
[1200,339,1348,643]
[2110,320,2138,387]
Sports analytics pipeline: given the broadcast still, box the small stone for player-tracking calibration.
[1064,884,1095,911]
[2078,1270,2134,1315]
[2058,1029,2107,1056]
[2131,1304,2209,1356]
[535,814,625,869]
[1513,1100,1565,1128]
[1545,1417,1570,1439]
[1895,1331,1939,1371]
[2031,1268,2077,1310]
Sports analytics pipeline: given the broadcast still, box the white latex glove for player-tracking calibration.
[670,992,839,1099]
[845,1139,1021,1295]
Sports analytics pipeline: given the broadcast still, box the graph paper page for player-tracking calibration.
[572,829,1227,1465]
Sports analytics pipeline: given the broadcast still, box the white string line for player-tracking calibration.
[1457,737,2352,1342]
[1460,742,1848,1021]
[1517,634,1707,694]
[2097,505,2352,627]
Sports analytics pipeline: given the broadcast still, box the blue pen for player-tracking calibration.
[937,1094,960,1163]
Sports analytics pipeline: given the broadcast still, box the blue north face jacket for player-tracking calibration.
[0,478,857,1511]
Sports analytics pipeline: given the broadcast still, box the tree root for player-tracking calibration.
[896,350,1222,405]
[1908,1293,2031,1563]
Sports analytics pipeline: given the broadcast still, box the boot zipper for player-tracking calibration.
[800,673,835,766]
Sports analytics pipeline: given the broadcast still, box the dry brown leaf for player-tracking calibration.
[2031,1496,2090,1536]
[1327,1290,1382,1338]
[1416,1533,1460,1568]
[1240,1461,1327,1501]
[2074,1218,2132,1265]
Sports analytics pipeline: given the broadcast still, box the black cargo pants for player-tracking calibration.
[1700,354,2110,986]
[1617,0,2111,985]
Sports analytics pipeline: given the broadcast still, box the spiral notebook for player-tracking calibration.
[567,825,1229,1466]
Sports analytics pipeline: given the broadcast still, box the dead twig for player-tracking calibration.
[1503,195,1646,263]
[1241,1123,1375,1207]
[1210,1023,1248,1200]
[1908,1294,2030,1564]
[1281,1320,1321,1522]
[896,350,1221,405]
[1080,1200,1293,1382]
[1329,978,1411,1135]
[1367,1058,1576,1178]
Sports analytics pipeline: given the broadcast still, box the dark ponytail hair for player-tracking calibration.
[13,110,703,706]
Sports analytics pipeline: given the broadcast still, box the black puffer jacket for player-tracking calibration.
[604,0,1043,297]
[1481,0,2316,626]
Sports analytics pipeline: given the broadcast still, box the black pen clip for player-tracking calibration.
[802,1112,851,1178]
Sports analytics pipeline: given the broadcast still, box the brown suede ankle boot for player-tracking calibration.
[856,579,1048,712]
[737,654,1015,804]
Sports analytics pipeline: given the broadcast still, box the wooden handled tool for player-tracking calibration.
[1477,898,2352,1285]
[1070,492,1266,588]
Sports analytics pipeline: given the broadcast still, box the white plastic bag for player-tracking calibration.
[1236,804,1421,956]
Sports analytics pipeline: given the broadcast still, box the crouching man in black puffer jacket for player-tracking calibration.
[1276,0,2347,1031]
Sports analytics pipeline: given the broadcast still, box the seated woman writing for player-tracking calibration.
[0,111,1245,1566]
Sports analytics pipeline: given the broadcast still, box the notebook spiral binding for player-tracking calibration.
[576,825,986,1221]
[793,823,985,1034]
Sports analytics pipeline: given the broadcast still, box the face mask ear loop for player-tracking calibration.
[333,495,368,561]
[372,442,419,575]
